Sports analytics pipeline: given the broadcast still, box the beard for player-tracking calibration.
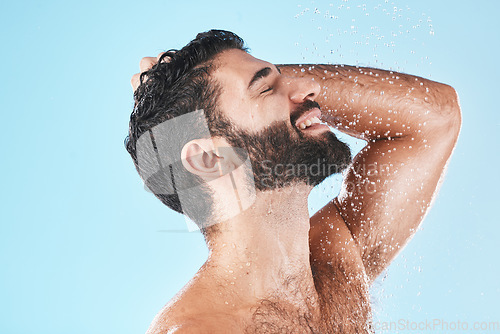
[211,100,352,191]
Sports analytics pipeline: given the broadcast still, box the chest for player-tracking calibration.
[244,262,373,334]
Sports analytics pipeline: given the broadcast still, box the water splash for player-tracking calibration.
[294,0,435,76]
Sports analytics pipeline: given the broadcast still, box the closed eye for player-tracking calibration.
[261,87,273,94]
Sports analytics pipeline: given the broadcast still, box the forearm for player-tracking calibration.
[278,64,460,141]
[281,64,462,280]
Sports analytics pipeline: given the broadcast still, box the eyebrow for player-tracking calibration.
[247,65,281,90]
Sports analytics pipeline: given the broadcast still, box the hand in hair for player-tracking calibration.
[130,52,173,92]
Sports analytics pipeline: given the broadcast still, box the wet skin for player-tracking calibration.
[133,49,461,333]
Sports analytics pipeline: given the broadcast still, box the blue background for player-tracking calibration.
[1,0,498,333]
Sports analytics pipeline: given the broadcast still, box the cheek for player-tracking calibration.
[224,100,262,132]
[223,93,290,132]
[264,96,291,122]
[220,92,251,122]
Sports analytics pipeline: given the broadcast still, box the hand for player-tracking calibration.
[130,52,173,92]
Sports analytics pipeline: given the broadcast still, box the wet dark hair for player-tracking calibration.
[124,30,248,230]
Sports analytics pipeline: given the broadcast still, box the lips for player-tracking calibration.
[294,108,326,130]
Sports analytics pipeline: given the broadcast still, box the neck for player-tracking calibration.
[202,184,318,310]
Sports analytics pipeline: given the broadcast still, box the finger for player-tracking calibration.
[139,57,157,73]
[157,51,175,64]
[157,52,166,62]
[131,73,141,92]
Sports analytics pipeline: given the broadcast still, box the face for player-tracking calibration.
[211,49,351,190]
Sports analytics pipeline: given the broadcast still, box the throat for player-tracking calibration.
[206,184,315,303]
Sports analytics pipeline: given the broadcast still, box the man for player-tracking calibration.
[125,30,461,333]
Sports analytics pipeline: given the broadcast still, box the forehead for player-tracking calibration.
[212,49,271,90]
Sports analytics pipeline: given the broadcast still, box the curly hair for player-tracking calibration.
[124,30,248,231]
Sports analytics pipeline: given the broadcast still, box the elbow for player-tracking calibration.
[444,86,462,139]
[425,84,462,140]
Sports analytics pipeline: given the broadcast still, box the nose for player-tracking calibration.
[288,77,321,104]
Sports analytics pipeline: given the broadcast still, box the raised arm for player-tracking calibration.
[279,64,461,282]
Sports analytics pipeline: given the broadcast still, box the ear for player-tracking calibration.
[181,138,237,179]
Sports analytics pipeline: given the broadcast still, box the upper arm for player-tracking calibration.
[335,118,460,281]
[312,109,460,282]
[309,200,367,281]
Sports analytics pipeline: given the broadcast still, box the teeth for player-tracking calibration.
[297,115,325,130]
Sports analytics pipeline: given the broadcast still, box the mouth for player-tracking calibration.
[294,108,330,132]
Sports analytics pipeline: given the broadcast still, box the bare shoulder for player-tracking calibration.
[309,199,366,274]
[145,284,246,334]
[146,321,230,334]
[146,312,242,334]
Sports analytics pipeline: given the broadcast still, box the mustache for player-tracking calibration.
[290,100,321,125]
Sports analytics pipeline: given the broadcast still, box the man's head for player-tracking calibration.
[208,49,352,190]
[124,30,351,233]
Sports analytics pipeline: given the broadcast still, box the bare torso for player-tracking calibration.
[146,205,373,334]
[132,36,462,334]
